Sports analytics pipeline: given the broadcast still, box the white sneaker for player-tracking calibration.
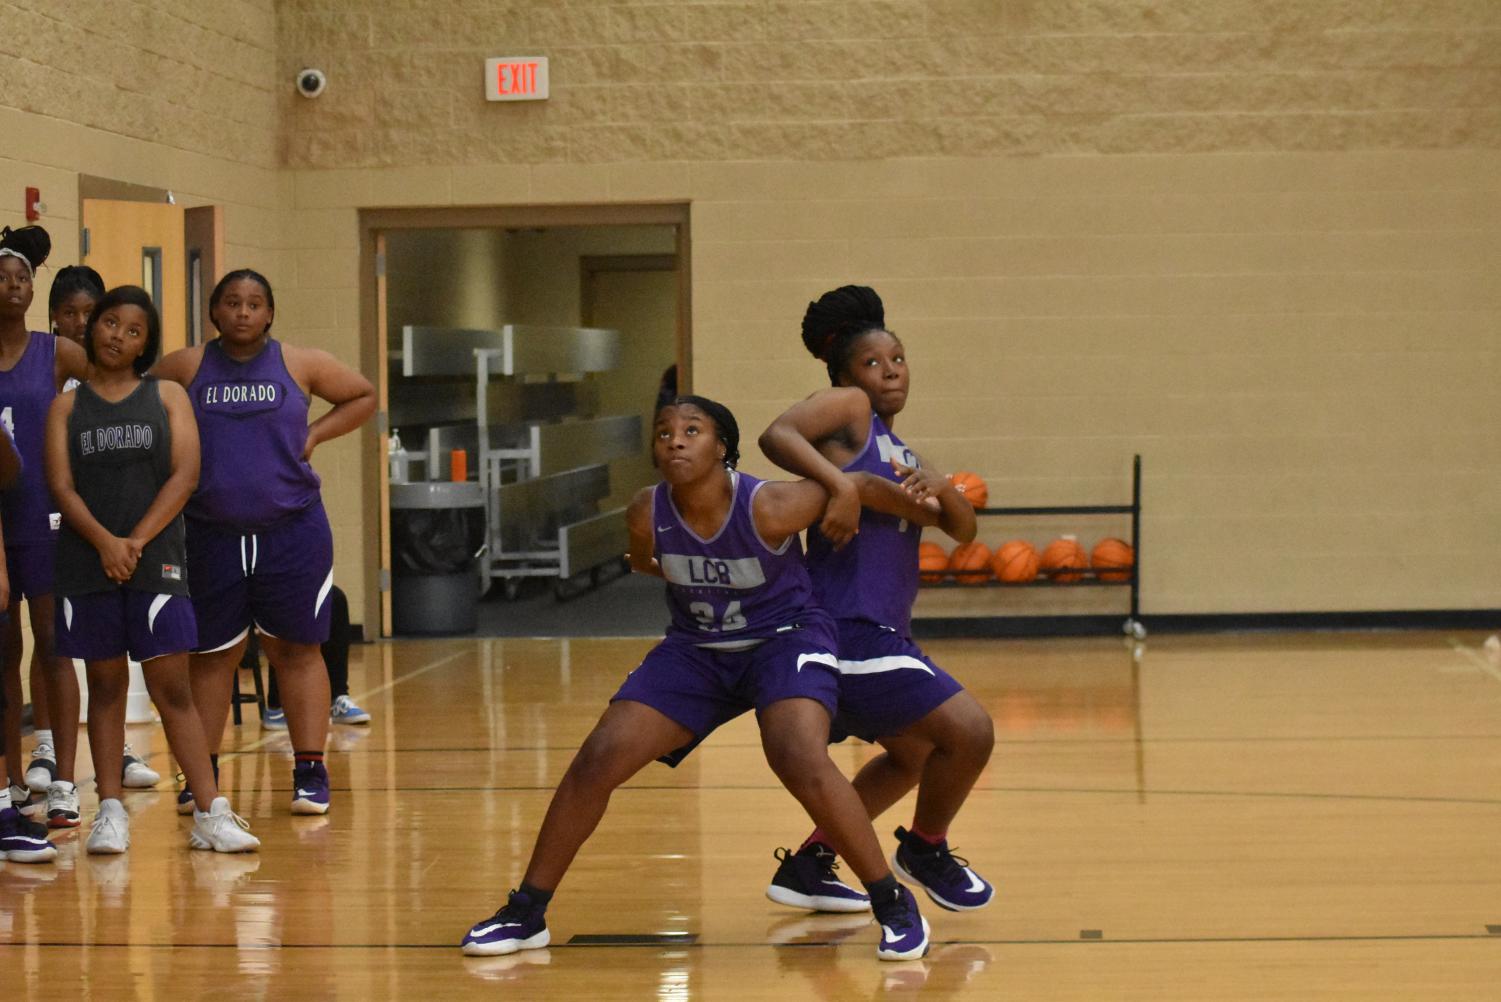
[121,744,161,788]
[330,695,371,725]
[189,798,260,853]
[45,780,81,829]
[24,742,56,793]
[9,784,44,818]
[86,800,130,854]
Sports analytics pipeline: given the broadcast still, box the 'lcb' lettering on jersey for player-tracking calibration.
[875,434,917,470]
[658,554,768,590]
[200,381,282,414]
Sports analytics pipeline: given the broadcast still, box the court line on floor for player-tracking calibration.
[219,647,471,763]
[207,782,1501,808]
[3,931,1498,950]
[1447,638,1501,685]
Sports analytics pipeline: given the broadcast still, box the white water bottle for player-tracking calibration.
[388,429,408,482]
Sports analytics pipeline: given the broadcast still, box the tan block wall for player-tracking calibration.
[278,0,1501,168]
[285,147,1499,617]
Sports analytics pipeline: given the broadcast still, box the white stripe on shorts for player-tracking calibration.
[796,651,840,673]
[314,570,334,619]
[834,655,934,677]
[147,593,171,634]
[63,597,73,630]
[200,626,250,654]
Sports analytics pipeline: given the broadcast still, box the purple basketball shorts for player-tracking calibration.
[612,619,841,767]
[55,589,197,663]
[4,538,55,601]
[828,618,965,743]
[186,501,334,652]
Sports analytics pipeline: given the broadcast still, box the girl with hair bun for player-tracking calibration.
[0,225,90,829]
[758,284,998,915]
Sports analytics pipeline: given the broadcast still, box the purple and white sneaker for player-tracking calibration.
[891,826,994,911]
[0,806,58,863]
[872,882,930,962]
[461,889,551,956]
[765,844,871,913]
[291,762,331,815]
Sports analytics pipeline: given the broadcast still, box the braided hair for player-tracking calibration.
[209,268,275,336]
[0,225,51,274]
[800,284,888,385]
[661,394,740,470]
[49,265,105,312]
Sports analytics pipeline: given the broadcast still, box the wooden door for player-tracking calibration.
[81,199,188,354]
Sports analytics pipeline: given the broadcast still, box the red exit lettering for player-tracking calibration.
[495,62,537,96]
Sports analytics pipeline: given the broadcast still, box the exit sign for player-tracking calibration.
[486,57,549,101]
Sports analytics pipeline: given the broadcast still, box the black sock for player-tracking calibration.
[518,881,554,911]
[863,874,899,900]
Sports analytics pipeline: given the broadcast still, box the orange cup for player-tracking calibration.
[450,448,468,482]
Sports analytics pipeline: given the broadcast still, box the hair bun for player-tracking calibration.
[0,225,51,271]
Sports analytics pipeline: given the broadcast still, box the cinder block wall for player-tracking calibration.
[4,1,1498,626]
[275,0,1501,619]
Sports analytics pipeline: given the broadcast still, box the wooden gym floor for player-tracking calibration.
[2,630,1499,999]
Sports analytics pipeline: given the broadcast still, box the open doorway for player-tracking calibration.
[359,204,690,638]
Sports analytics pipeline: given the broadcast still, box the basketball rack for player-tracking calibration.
[919,454,1144,639]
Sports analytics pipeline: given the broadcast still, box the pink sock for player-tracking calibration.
[909,824,946,847]
[799,829,833,853]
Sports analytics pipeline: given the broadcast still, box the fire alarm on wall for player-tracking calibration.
[24,187,43,222]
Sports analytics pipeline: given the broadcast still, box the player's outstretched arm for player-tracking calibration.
[625,486,663,578]
[758,387,870,548]
[894,458,977,544]
[751,479,830,549]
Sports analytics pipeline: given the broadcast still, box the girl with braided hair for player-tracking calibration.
[759,285,998,914]
[0,226,89,828]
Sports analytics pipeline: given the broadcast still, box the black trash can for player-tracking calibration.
[390,482,486,635]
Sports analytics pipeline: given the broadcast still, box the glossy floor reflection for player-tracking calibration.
[3,631,1500,999]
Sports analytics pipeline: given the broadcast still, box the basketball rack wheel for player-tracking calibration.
[1123,617,1147,640]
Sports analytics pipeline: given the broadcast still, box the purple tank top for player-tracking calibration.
[0,333,57,543]
[186,338,321,530]
[807,414,921,635]
[654,471,819,645]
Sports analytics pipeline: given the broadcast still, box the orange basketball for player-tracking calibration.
[918,541,950,583]
[946,540,993,585]
[1090,537,1134,582]
[947,471,988,509]
[1039,536,1087,583]
[991,539,1039,583]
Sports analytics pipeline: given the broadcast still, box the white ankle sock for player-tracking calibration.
[34,729,53,750]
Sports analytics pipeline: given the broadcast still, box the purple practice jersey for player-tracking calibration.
[807,413,921,635]
[186,338,321,531]
[0,333,57,543]
[654,472,820,645]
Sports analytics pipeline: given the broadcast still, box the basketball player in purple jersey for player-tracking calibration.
[45,286,259,854]
[0,225,90,828]
[462,397,931,962]
[155,270,374,816]
[0,422,54,862]
[760,285,997,913]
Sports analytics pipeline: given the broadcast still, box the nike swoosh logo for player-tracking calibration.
[820,879,855,889]
[881,924,903,946]
[470,922,524,937]
[656,525,673,532]
[296,789,320,798]
[964,870,985,893]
